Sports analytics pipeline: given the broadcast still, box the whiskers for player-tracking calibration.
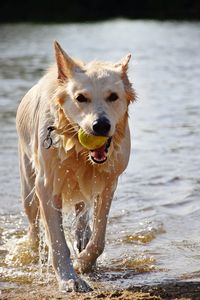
[79,149,89,159]
[57,122,79,136]
[79,149,94,165]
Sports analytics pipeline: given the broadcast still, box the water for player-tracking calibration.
[0,20,200,292]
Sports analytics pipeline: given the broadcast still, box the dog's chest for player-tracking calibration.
[54,155,107,204]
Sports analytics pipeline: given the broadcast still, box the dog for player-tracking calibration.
[16,41,136,292]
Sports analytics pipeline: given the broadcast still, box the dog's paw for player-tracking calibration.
[59,277,93,293]
[74,257,94,274]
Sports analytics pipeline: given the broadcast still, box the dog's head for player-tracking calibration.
[54,41,135,164]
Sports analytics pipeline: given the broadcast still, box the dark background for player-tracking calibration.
[0,0,200,22]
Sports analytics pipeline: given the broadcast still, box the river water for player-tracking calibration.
[0,20,200,292]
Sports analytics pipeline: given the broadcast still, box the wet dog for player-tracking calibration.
[16,41,135,292]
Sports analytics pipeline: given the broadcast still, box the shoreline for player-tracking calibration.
[1,281,200,300]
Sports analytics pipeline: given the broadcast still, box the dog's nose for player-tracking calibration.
[92,117,111,136]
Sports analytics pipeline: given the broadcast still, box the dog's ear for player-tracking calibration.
[54,41,80,81]
[115,54,136,103]
[114,54,131,73]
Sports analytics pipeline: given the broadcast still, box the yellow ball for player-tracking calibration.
[78,128,108,150]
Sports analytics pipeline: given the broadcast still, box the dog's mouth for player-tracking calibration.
[89,138,112,164]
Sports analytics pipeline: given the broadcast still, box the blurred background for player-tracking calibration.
[0,0,200,296]
[0,0,200,22]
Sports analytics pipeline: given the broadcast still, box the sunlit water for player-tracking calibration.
[0,20,200,292]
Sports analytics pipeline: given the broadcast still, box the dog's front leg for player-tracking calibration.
[35,175,92,292]
[75,180,117,273]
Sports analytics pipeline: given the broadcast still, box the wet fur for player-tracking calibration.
[16,41,135,292]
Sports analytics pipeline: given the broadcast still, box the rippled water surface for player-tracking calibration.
[0,20,200,291]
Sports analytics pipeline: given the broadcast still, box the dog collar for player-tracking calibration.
[43,126,55,149]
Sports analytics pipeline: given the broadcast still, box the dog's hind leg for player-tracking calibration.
[75,180,117,273]
[74,202,92,253]
[19,147,39,245]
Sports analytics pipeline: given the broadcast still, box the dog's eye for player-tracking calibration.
[76,94,88,103]
[107,92,119,102]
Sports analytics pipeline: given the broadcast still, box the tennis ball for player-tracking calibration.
[78,128,108,150]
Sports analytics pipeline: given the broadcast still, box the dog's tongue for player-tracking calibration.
[91,144,107,162]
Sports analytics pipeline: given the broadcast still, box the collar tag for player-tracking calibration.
[42,126,55,149]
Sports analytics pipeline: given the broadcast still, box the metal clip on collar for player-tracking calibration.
[42,126,55,149]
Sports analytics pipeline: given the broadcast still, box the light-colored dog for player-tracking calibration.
[16,41,135,292]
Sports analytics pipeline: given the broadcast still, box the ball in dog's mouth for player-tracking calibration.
[78,128,108,150]
[89,138,112,164]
